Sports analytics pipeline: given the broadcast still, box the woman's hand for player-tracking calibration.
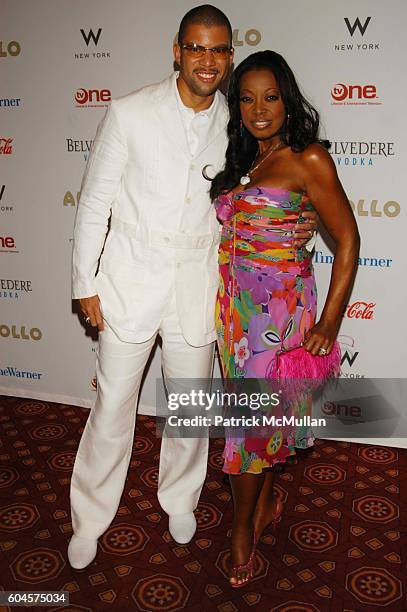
[303,319,340,356]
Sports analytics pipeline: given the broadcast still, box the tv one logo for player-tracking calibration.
[0,325,42,341]
[0,235,17,253]
[322,401,362,419]
[331,83,380,105]
[75,88,111,108]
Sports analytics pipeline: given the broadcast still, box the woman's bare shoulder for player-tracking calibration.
[299,143,332,165]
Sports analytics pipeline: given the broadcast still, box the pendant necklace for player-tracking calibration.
[240,141,284,186]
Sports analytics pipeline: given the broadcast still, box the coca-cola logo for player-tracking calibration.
[74,88,111,107]
[343,301,375,320]
[0,138,13,155]
[331,83,380,105]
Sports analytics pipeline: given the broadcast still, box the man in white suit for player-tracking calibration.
[68,5,316,569]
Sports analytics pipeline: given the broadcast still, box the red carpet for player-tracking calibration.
[0,395,405,611]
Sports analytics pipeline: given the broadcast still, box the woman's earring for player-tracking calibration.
[286,113,290,125]
[240,119,244,137]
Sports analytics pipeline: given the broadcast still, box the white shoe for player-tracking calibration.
[67,535,98,570]
[168,512,197,544]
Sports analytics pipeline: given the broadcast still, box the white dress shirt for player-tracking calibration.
[175,77,219,156]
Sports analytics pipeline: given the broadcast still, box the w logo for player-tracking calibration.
[338,335,359,368]
[344,17,371,36]
[341,350,359,367]
[80,28,102,46]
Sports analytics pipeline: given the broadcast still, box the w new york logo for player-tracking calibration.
[344,17,371,36]
[80,28,102,46]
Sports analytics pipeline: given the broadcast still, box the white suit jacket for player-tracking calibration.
[72,73,228,346]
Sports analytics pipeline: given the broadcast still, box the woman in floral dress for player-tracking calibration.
[210,51,360,587]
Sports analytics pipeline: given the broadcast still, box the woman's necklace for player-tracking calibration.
[240,140,284,186]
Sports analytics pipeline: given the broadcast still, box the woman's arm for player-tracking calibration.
[299,144,360,356]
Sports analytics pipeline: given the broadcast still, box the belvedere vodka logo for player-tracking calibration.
[331,141,394,168]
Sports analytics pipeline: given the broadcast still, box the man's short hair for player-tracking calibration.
[178,4,232,46]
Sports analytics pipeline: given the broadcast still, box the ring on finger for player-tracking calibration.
[319,347,327,356]
[85,316,91,324]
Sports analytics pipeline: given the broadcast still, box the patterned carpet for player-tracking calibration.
[0,394,405,612]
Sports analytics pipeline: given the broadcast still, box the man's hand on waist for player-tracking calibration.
[293,210,318,249]
[79,295,104,331]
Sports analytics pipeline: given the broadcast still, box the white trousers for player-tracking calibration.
[70,292,214,539]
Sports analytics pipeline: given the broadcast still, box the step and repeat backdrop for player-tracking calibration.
[1,0,406,444]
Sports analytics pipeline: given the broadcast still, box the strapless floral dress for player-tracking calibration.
[215,187,317,474]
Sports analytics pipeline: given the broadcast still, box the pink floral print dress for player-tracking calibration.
[215,186,317,474]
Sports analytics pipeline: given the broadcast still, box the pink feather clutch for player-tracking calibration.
[266,341,341,399]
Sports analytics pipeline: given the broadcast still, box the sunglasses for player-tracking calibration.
[180,43,233,59]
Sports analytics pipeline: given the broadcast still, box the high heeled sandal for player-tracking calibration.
[229,535,257,588]
[256,498,284,541]
[269,497,284,531]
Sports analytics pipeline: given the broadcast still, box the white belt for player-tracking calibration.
[111,216,218,249]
